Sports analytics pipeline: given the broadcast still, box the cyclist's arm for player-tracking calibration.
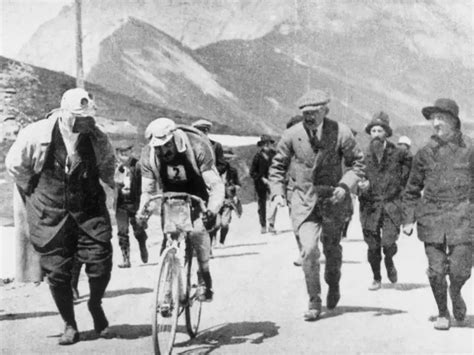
[138,146,161,215]
[202,169,225,215]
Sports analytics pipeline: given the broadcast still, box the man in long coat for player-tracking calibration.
[269,89,365,321]
[6,88,115,345]
[402,98,473,331]
[359,112,412,290]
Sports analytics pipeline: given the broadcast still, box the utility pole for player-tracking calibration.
[75,0,84,88]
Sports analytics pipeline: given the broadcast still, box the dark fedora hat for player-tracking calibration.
[365,111,393,137]
[257,134,275,146]
[422,98,460,121]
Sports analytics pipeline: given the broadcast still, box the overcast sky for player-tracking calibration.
[0,0,73,58]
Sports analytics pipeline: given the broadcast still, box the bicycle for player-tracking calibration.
[144,192,209,355]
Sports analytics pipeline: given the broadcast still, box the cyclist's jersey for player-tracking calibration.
[159,151,209,204]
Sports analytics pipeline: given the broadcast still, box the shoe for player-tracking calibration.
[118,260,131,268]
[303,309,321,322]
[197,286,214,302]
[268,225,276,234]
[139,241,149,264]
[260,227,267,234]
[327,286,340,310]
[97,327,114,339]
[368,280,382,291]
[450,291,466,322]
[434,315,450,330]
[58,325,79,345]
[293,256,302,267]
[387,265,398,284]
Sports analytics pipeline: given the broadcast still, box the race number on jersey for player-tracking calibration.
[166,165,187,182]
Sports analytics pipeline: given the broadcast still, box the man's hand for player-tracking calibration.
[330,186,346,204]
[202,210,217,231]
[136,201,156,229]
[358,178,370,192]
[402,223,415,236]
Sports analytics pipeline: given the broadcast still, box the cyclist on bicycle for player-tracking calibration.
[137,117,225,302]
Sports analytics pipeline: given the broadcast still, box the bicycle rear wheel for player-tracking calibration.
[184,248,202,338]
[152,248,180,355]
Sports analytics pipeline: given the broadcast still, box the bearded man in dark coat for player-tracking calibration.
[358,112,412,291]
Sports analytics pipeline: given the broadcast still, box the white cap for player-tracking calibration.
[145,118,176,146]
[60,88,96,116]
[398,136,411,147]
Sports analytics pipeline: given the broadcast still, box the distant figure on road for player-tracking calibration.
[114,143,148,267]
[269,89,365,321]
[402,98,473,331]
[137,118,225,302]
[250,134,277,234]
[358,112,412,291]
[192,119,227,175]
[6,88,116,345]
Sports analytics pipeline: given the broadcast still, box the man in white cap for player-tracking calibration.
[6,88,116,344]
[269,89,365,321]
[397,136,412,152]
[137,117,224,302]
[358,112,412,291]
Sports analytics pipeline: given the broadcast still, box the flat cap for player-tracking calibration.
[297,89,330,111]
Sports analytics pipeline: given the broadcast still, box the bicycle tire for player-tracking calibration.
[151,248,180,355]
[184,248,202,338]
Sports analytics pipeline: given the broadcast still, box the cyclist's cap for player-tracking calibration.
[146,117,176,147]
[60,88,96,116]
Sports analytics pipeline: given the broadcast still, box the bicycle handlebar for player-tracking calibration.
[146,192,207,213]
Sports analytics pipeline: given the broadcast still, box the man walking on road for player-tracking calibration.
[402,98,473,331]
[269,89,365,321]
[359,112,412,290]
[6,88,116,345]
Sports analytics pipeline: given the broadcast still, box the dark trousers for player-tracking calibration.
[424,241,472,316]
[35,217,112,329]
[256,186,268,228]
[116,205,147,250]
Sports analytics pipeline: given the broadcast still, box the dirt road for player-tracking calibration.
[1,203,472,354]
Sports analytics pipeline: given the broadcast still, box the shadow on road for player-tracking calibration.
[320,305,406,321]
[382,283,429,291]
[212,252,260,259]
[320,260,362,264]
[220,242,268,249]
[75,287,153,304]
[0,311,58,321]
[80,323,155,341]
[175,321,279,354]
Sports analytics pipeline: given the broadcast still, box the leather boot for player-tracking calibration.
[138,240,148,264]
[118,247,131,268]
[88,276,111,335]
[383,244,398,283]
[326,284,340,310]
[50,285,79,345]
[428,275,450,330]
[449,278,467,322]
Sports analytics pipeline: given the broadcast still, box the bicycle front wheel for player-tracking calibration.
[184,248,202,338]
[152,248,180,355]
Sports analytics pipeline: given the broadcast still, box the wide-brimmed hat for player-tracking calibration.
[365,111,393,137]
[145,117,176,147]
[297,89,330,112]
[422,98,460,128]
[257,134,275,146]
[60,88,96,117]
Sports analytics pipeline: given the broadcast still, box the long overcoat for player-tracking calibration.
[403,134,474,245]
[359,140,412,240]
[269,118,365,232]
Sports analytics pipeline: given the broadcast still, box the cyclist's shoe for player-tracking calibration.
[58,324,80,345]
[197,286,214,302]
[160,303,172,318]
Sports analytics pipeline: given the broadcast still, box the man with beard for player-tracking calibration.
[269,89,365,321]
[6,88,115,345]
[403,99,473,330]
[137,117,224,302]
[358,112,412,291]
